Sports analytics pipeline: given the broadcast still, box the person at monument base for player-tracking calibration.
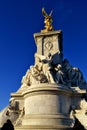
[1,119,14,130]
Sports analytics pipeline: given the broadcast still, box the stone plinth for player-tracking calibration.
[14,84,85,130]
[34,31,63,64]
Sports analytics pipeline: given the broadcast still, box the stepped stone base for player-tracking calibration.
[15,125,73,130]
[12,84,85,130]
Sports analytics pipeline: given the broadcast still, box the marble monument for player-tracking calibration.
[0,8,87,130]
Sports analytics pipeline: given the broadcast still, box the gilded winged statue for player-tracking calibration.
[41,8,54,33]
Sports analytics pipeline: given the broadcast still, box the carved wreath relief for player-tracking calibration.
[45,41,53,51]
[44,37,53,52]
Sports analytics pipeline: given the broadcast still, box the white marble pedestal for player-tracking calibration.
[15,84,77,130]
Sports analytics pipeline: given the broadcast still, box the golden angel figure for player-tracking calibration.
[41,8,54,33]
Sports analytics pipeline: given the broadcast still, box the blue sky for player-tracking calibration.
[0,0,87,111]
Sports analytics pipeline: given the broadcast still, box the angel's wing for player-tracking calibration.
[49,10,53,16]
[42,8,48,17]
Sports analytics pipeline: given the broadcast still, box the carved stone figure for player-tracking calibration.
[21,69,31,86]
[21,64,48,86]
[72,67,86,86]
[41,8,54,33]
[14,107,25,126]
[55,64,65,84]
[29,65,47,84]
[63,59,73,80]
[70,99,87,129]
[34,53,43,69]
[42,63,55,83]
[35,53,55,83]
[63,59,86,87]
[9,98,19,111]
